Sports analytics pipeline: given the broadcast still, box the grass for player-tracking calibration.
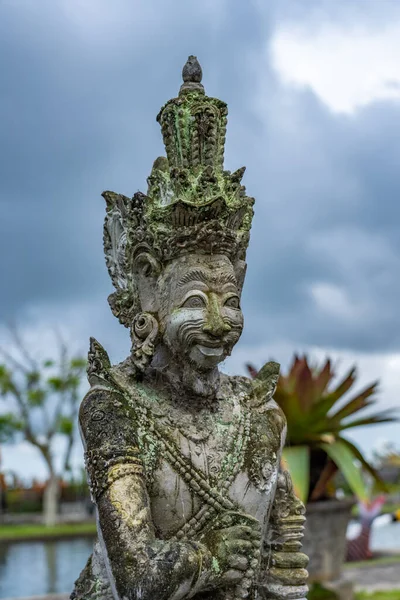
[0,522,97,541]
[355,592,400,600]
[344,554,400,569]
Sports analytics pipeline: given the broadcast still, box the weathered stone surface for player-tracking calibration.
[3,596,69,600]
[71,56,309,600]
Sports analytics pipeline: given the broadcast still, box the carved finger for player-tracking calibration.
[228,555,249,571]
[229,539,253,555]
[222,569,244,583]
[250,528,262,540]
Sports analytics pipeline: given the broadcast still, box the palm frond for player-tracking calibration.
[312,358,334,399]
[321,439,370,503]
[328,382,378,423]
[282,445,310,503]
[339,437,388,493]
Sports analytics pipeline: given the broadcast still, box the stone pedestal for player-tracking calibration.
[302,499,355,582]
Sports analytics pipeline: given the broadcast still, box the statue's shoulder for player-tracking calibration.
[85,336,139,392]
[81,338,131,421]
[86,336,126,390]
[82,337,153,417]
[227,361,282,409]
[250,361,281,406]
[231,363,286,488]
[244,361,287,445]
[223,364,286,438]
[80,338,145,446]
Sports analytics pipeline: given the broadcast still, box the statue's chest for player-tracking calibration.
[146,401,280,540]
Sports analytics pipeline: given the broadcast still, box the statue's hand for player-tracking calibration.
[202,524,261,584]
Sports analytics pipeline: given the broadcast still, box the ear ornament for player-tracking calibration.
[131,313,159,371]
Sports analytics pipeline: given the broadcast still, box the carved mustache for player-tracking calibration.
[177,317,242,349]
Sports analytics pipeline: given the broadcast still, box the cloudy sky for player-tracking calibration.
[1,0,400,480]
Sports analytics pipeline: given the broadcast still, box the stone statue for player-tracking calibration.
[71,56,308,600]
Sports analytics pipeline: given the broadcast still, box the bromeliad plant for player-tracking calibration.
[247,355,398,504]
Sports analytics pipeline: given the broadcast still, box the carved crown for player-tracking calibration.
[103,56,255,326]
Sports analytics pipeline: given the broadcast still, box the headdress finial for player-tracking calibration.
[180,55,204,94]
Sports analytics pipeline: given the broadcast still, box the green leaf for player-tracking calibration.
[27,388,46,406]
[311,367,357,421]
[70,358,87,369]
[328,382,378,423]
[328,367,357,401]
[26,371,40,385]
[0,364,10,379]
[58,416,73,435]
[273,387,303,424]
[43,360,54,368]
[282,446,310,503]
[339,437,388,493]
[66,375,80,388]
[339,412,398,431]
[321,439,369,503]
[305,368,355,425]
[0,413,22,442]
[47,377,65,391]
[0,365,14,395]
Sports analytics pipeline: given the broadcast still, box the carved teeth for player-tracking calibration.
[197,345,223,357]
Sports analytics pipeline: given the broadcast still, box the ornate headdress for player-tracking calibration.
[103,56,255,327]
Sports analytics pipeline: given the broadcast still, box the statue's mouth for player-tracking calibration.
[197,344,224,357]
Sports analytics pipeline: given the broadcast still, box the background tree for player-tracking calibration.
[0,327,87,526]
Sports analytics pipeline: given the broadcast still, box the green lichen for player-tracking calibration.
[211,556,221,574]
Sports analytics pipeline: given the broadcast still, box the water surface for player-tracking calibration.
[1,524,400,598]
[0,538,93,598]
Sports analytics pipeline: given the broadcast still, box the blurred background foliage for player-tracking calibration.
[247,355,399,504]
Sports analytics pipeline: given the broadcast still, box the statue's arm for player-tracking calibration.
[80,387,242,600]
[249,362,308,599]
[263,469,309,600]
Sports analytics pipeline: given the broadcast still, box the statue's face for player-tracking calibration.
[159,254,244,371]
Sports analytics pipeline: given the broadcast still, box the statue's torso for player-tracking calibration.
[73,366,286,600]
[100,366,285,544]
[148,386,279,539]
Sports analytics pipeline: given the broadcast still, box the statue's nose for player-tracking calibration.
[202,293,231,338]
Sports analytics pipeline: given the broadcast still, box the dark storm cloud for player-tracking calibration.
[1,0,400,358]
[0,0,270,319]
[240,89,400,352]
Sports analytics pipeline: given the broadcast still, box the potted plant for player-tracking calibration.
[247,355,398,583]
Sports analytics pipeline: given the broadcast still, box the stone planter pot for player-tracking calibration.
[302,498,355,583]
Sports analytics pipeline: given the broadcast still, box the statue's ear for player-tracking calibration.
[134,250,161,279]
[133,250,162,313]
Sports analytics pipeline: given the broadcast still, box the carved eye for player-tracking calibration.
[182,295,206,309]
[225,296,240,309]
